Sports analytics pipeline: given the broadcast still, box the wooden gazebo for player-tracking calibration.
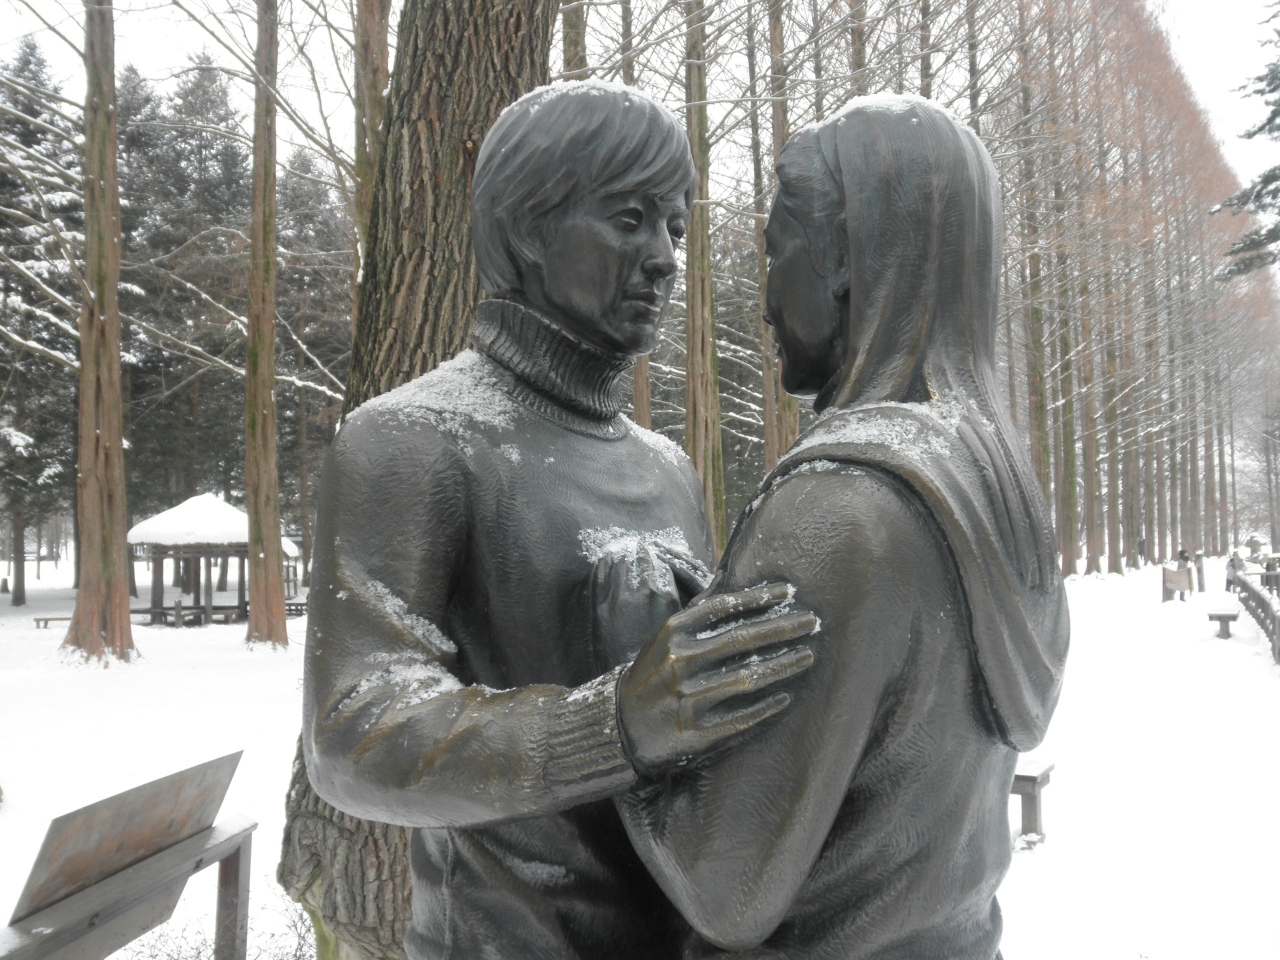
[127,493,300,626]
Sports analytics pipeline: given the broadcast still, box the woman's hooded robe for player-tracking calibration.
[618,96,1069,960]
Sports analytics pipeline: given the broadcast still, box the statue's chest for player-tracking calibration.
[460,427,705,684]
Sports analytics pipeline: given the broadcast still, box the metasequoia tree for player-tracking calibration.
[684,0,727,549]
[766,0,800,463]
[344,0,558,411]
[621,0,653,428]
[63,0,134,661]
[352,0,391,321]
[244,0,288,645]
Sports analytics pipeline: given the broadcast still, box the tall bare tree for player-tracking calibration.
[684,0,727,549]
[63,0,134,661]
[353,0,391,322]
[245,0,288,645]
[344,0,558,411]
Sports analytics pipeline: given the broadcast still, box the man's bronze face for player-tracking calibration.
[523,188,689,357]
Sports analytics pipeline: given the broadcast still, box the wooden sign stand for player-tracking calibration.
[0,755,256,960]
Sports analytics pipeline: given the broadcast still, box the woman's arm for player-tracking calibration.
[618,464,950,949]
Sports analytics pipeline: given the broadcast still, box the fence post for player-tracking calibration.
[214,835,251,960]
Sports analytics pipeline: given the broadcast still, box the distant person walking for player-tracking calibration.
[1177,549,1190,601]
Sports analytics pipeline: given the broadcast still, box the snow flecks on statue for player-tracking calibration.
[357,351,520,439]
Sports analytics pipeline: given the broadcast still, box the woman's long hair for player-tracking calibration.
[767,96,1068,749]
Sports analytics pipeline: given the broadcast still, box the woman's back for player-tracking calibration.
[671,460,1016,958]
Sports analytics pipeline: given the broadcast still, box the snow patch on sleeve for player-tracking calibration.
[339,649,464,711]
[365,579,458,656]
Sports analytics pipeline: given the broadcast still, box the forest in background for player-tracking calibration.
[1,0,1277,597]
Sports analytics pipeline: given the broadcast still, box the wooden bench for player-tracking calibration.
[285,601,307,618]
[1011,760,1054,837]
[32,617,72,629]
[1208,610,1239,639]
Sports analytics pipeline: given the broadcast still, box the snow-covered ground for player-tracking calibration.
[0,560,307,948]
[1,557,1278,959]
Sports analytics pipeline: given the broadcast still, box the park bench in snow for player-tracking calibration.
[31,617,71,629]
[1208,610,1239,639]
[1011,759,1054,838]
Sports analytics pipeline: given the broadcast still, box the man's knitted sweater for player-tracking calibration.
[303,299,711,959]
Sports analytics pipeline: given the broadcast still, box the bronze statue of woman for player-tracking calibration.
[617,96,1071,959]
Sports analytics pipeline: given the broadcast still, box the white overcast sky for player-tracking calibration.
[4,0,1280,186]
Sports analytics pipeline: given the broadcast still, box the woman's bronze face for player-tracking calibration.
[763,197,846,397]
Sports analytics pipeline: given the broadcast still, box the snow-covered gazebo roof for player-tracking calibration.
[127,493,300,556]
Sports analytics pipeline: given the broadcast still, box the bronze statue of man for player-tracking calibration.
[302,83,815,960]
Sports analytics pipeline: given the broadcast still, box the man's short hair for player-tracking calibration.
[471,81,696,299]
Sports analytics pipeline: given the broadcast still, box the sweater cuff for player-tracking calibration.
[544,666,636,800]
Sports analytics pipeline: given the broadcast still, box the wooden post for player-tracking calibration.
[173,597,183,629]
[193,553,202,618]
[150,547,165,623]
[1019,791,1042,836]
[237,556,247,620]
[214,836,251,960]
[204,554,214,626]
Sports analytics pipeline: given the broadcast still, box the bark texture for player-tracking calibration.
[352,0,392,330]
[353,0,391,261]
[282,3,557,957]
[767,0,800,456]
[64,0,135,661]
[684,0,727,551]
[280,747,413,960]
[245,0,288,645]
[344,0,558,413]
[561,0,588,75]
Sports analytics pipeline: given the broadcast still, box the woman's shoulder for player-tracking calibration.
[740,460,947,574]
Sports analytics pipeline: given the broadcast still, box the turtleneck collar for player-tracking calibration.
[472,299,634,422]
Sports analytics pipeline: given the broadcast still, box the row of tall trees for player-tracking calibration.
[529,0,1278,568]
[0,24,351,649]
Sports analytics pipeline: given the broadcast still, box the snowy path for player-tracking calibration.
[1,559,1278,958]
[1000,558,1280,959]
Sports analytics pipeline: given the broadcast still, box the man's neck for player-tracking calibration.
[472,299,634,422]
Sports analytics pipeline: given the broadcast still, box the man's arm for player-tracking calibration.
[617,465,944,949]
[302,408,637,827]
[304,407,817,830]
